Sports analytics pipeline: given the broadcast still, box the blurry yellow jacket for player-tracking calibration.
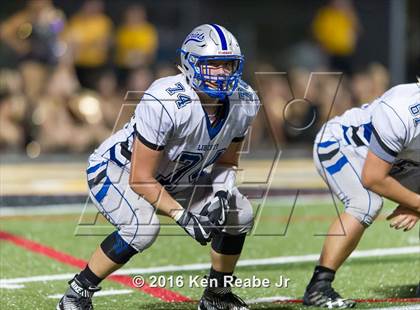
[312,7,357,56]
[65,14,113,67]
[115,23,158,67]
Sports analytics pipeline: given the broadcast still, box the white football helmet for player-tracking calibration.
[179,24,244,99]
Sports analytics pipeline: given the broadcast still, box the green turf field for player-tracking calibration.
[1,198,419,309]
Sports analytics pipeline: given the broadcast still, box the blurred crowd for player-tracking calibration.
[251,62,389,147]
[0,0,170,157]
[0,0,391,157]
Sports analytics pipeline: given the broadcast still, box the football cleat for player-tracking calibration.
[198,288,249,310]
[303,281,356,308]
[56,276,101,310]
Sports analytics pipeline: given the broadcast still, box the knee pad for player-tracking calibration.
[211,233,246,255]
[345,192,383,227]
[100,231,138,264]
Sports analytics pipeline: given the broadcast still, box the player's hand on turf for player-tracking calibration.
[386,205,420,231]
[175,209,220,245]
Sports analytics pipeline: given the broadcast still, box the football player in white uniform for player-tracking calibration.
[57,24,259,310]
[303,82,420,308]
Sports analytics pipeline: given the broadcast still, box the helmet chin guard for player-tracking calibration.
[179,24,244,99]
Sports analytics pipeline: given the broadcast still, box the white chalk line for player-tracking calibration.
[245,297,420,308]
[0,204,91,216]
[1,246,418,289]
[47,289,133,299]
[246,296,293,304]
[1,284,25,289]
[370,305,420,310]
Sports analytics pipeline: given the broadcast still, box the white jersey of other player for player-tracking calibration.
[92,73,259,194]
[317,83,420,164]
[314,82,419,226]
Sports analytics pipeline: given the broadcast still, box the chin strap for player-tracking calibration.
[176,64,186,75]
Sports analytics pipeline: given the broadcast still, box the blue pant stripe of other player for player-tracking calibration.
[57,24,259,310]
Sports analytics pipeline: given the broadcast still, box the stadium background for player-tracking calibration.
[0,0,419,309]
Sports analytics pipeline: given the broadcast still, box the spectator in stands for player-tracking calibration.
[0,0,65,100]
[253,65,355,146]
[282,68,321,144]
[114,5,158,85]
[254,64,289,145]
[32,56,109,153]
[112,67,154,129]
[155,63,178,79]
[351,63,389,105]
[368,62,390,98]
[0,70,26,150]
[63,0,113,90]
[312,0,361,74]
[318,74,353,120]
[351,69,373,104]
[96,70,124,131]
[126,67,153,93]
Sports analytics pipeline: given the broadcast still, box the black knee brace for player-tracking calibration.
[100,231,138,264]
[211,233,246,255]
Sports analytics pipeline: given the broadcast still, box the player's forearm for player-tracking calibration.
[366,176,420,212]
[129,179,183,219]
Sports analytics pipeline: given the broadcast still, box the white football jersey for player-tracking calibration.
[93,74,260,193]
[319,83,420,163]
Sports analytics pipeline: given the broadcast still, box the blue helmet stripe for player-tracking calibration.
[210,24,228,50]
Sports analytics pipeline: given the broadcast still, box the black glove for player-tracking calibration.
[176,209,220,246]
[203,190,230,226]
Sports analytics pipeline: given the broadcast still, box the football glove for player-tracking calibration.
[176,209,220,246]
[203,190,230,226]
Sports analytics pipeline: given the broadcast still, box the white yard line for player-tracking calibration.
[47,289,133,299]
[114,246,419,276]
[0,274,76,286]
[1,246,418,288]
[0,284,25,289]
[246,297,420,308]
[370,305,420,310]
[246,296,293,304]
[0,204,91,216]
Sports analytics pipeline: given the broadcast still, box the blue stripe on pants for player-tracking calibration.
[87,161,107,174]
[326,155,349,175]
[318,140,337,148]
[94,177,111,203]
